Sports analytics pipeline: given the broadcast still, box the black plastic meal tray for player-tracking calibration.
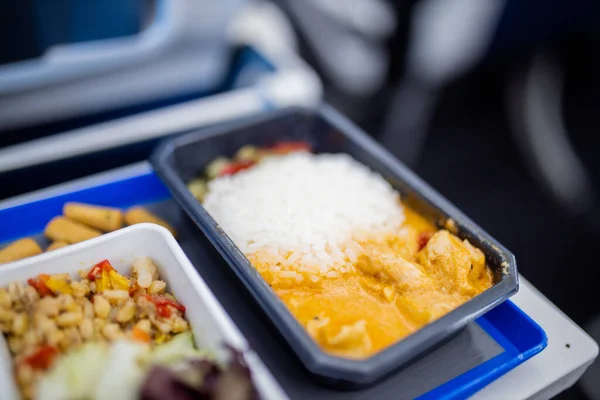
[150,106,519,387]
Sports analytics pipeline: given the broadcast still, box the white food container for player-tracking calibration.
[0,224,287,400]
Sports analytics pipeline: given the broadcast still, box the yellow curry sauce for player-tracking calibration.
[194,145,494,359]
[253,205,494,359]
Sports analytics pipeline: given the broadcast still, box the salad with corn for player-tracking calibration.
[0,257,258,400]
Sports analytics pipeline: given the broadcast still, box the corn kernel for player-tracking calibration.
[64,327,82,347]
[93,295,111,319]
[16,364,33,385]
[102,290,129,304]
[135,319,151,334]
[133,257,156,289]
[147,280,166,295]
[172,317,189,333]
[0,321,11,333]
[56,312,83,327]
[38,297,59,317]
[46,329,65,347]
[81,298,94,319]
[102,323,123,340]
[116,300,135,324]
[12,313,28,336]
[23,330,40,348]
[8,336,24,353]
[93,317,107,332]
[23,286,39,305]
[0,288,13,308]
[8,282,24,301]
[57,294,75,311]
[79,319,93,339]
[0,308,15,322]
[37,317,57,335]
[151,317,172,334]
[70,281,89,298]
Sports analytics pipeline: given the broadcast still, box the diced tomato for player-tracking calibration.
[218,160,256,176]
[146,295,186,314]
[156,304,172,318]
[27,275,53,297]
[86,265,103,280]
[418,232,433,251]
[131,326,151,343]
[86,259,115,280]
[23,345,58,370]
[154,297,186,313]
[268,141,311,154]
[129,282,140,298]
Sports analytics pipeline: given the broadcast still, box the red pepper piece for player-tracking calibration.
[268,141,311,154]
[146,295,186,313]
[417,232,433,251]
[86,259,115,280]
[23,345,58,370]
[218,160,256,177]
[27,274,53,297]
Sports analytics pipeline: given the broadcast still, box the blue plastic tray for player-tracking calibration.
[0,169,547,400]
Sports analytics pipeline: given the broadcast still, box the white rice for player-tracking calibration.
[203,152,404,277]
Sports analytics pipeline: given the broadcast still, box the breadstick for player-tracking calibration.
[46,241,69,252]
[44,217,102,244]
[0,238,42,263]
[63,202,123,232]
[124,207,177,237]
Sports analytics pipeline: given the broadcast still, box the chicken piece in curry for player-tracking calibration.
[273,206,494,359]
